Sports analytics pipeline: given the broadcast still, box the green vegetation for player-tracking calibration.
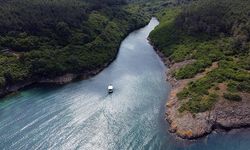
[223,92,242,102]
[179,93,218,113]
[174,58,212,79]
[150,0,250,113]
[0,0,148,89]
[227,80,250,93]
[128,0,191,15]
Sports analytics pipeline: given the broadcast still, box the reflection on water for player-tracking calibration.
[0,18,249,150]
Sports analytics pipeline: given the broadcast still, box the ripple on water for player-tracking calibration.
[0,18,250,150]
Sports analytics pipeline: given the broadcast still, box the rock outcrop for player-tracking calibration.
[153,44,250,139]
[166,86,250,139]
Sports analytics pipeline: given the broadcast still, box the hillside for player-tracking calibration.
[0,0,148,96]
[149,0,250,139]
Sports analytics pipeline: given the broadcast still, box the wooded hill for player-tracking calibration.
[0,0,148,88]
[150,0,250,113]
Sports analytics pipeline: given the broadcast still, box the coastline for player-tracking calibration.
[0,21,151,99]
[149,39,250,139]
[0,59,112,99]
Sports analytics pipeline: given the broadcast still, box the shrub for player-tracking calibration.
[223,92,242,101]
[177,88,190,99]
[237,81,250,92]
[227,81,238,92]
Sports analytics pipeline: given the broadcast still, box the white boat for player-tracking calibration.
[108,84,113,93]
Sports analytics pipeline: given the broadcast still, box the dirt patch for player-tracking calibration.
[165,59,250,139]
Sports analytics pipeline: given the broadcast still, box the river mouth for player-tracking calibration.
[0,18,250,150]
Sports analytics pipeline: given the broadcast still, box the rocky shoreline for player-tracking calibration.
[150,40,250,140]
[0,60,112,99]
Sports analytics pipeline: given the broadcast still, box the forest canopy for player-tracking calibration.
[0,0,148,88]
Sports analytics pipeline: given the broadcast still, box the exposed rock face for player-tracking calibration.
[40,74,77,84]
[151,42,250,139]
[213,93,250,129]
[166,88,250,139]
[166,87,214,139]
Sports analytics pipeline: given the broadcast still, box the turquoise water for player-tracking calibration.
[0,18,249,150]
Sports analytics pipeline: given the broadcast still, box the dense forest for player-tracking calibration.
[128,0,193,15]
[0,0,148,90]
[150,0,250,113]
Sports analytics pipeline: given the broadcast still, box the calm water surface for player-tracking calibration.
[0,18,250,150]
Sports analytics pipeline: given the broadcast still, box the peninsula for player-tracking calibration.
[149,0,250,139]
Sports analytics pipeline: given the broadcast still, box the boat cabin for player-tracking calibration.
[108,84,113,93]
